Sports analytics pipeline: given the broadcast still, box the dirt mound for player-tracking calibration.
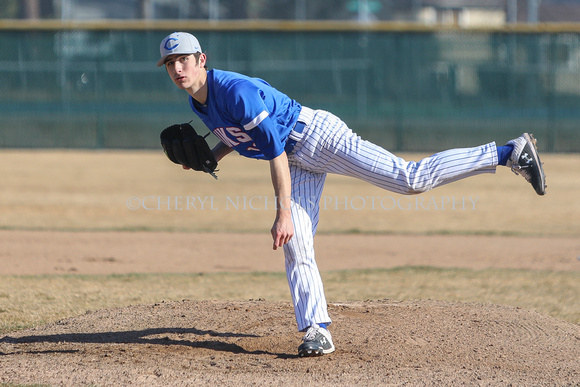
[1,299,578,386]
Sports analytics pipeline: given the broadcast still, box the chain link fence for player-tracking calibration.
[1,1,580,152]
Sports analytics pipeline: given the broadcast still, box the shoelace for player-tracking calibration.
[303,324,320,341]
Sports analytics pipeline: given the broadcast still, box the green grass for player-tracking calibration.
[1,267,578,335]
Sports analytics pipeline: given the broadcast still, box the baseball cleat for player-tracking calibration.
[298,324,335,357]
[506,133,547,196]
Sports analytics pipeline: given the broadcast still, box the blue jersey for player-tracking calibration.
[189,69,302,160]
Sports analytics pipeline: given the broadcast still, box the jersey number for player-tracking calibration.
[214,127,259,152]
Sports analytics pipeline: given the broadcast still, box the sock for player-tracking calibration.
[318,323,327,330]
[497,144,514,166]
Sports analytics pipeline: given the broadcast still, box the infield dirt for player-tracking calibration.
[0,151,579,386]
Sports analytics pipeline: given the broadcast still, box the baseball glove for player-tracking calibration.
[160,122,218,179]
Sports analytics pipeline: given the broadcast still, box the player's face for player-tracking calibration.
[165,53,206,92]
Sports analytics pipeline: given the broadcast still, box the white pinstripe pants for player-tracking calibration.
[285,108,498,331]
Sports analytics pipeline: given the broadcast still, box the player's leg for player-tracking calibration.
[282,163,335,356]
[292,110,543,195]
[283,163,329,331]
[323,140,498,195]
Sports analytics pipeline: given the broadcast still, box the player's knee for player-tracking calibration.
[402,183,432,195]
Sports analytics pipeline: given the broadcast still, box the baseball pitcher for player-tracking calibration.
[157,32,546,357]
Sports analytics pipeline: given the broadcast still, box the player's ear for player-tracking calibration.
[198,53,207,68]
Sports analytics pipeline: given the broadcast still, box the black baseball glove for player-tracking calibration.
[160,122,218,179]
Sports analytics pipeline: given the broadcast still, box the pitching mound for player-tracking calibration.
[1,299,579,386]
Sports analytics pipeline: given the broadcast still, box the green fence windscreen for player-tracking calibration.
[1,27,579,152]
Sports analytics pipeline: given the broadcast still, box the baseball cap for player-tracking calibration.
[157,32,202,67]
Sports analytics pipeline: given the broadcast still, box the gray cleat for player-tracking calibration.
[298,324,335,357]
[507,133,547,195]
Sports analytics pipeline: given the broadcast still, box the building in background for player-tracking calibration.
[2,0,580,25]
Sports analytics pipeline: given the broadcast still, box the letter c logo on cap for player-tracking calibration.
[164,38,179,51]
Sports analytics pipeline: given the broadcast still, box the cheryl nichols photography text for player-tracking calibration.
[126,195,480,212]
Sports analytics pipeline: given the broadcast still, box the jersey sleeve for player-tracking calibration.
[227,81,286,160]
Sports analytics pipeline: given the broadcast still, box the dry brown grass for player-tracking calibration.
[1,150,578,336]
[2,267,579,335]
[0,150,578,236]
